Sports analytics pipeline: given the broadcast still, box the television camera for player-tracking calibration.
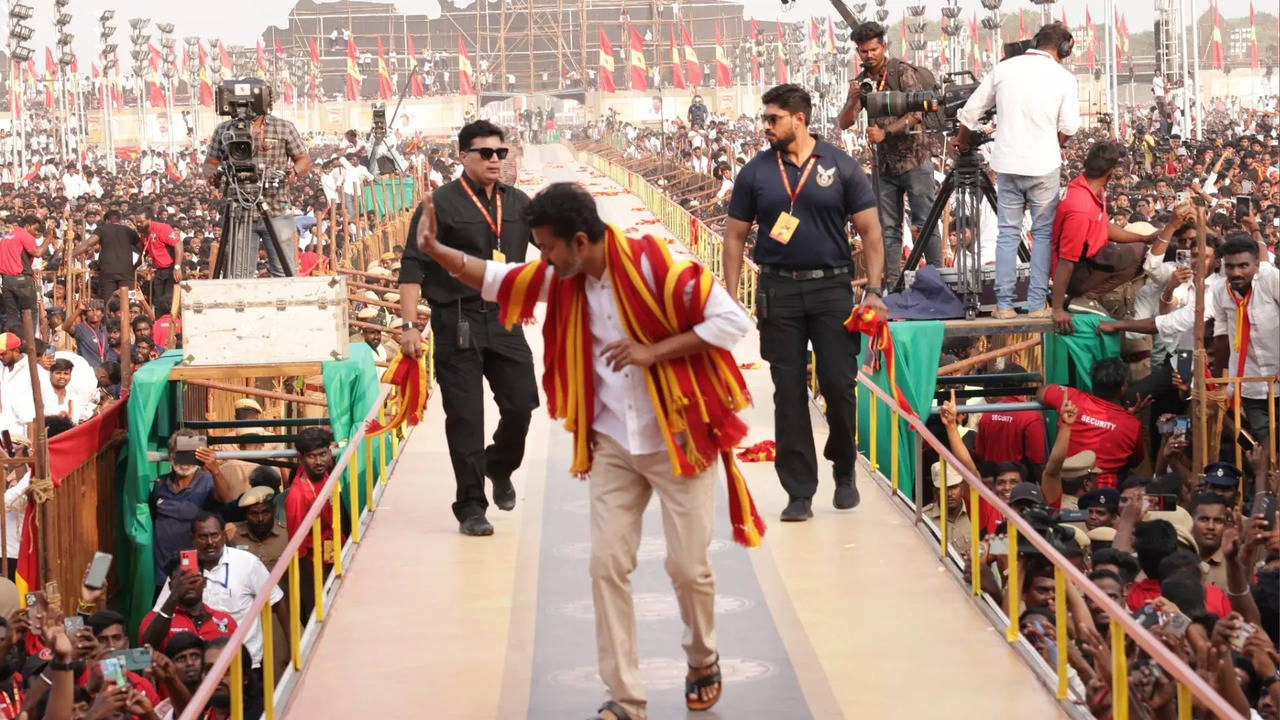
[209,78,292,279]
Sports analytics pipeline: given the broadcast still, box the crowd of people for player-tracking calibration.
[573,20,1278,718]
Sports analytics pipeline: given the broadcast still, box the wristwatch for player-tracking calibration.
[864,286,883,297]
[1260,670,1280,691]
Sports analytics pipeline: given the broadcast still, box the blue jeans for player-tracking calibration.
[878,163,940,283]
[995,170,1059,310]
[255,215,299,277]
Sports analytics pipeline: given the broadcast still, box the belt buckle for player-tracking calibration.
[800,269,822,281]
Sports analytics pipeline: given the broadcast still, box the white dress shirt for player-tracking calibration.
[479,253,750,455]
[154,546,283,667]
[2,471,29,561]
[1211,263,1280,400]
[957,49,1080,177]
[1151,275,1223,356]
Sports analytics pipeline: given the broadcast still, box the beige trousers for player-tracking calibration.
[588,432,718,720]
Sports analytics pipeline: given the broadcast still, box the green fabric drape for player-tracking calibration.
[1043,313,1120,392]
[121,346,386,634]
[855,320,946,501]
[360,177,416,221]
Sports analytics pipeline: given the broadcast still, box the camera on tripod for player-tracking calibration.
[861,71,980,133]
[214,79,272,184]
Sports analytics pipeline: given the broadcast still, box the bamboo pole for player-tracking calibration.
[937,338,1041,377]
[181,379,328,408]
[118,288,133,392]
[1191,207,1209,473]
[21,310,55,589]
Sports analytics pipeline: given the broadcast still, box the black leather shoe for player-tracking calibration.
[459,514,494,536]
[833,474,860,510]
[491,475,516,511]
[780,498,813,522]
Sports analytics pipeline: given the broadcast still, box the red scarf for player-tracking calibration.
[1230,287,1252,378]
[494,227,766,547]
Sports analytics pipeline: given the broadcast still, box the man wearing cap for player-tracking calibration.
[1202,461,1243,506]
[0,214,47,333]
[1078,488,1120,530]
[0,332,45,439]
[397,120,539,536]
[233,486,288,571]
[351,308,389,364]
[923,461,970,555]
[1008,482,1044,512]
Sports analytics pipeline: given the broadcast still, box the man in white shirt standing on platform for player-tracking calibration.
[1211,233,1280,443]
[411,182,755,720]
[955,22,1080,318]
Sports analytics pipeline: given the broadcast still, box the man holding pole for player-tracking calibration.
[1210,234,1280,446]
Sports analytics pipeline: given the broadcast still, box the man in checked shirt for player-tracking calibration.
[202,78,312,277]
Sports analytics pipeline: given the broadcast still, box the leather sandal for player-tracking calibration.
[685,653,722,711]
[588,700,633,720]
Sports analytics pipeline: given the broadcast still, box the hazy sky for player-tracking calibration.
[18,0,1269,76]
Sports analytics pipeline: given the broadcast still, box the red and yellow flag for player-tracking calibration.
[598,28,616,92]
[714,22,731,86]
[407,34,425,97]
[669,25,685,89]
[681,22,702,87]
[376,36,394,99]
[345,35,362,100]
[774,22,787,84]
[628,27,647,91]
[457,33,474,94]
[1209,0,1224,70]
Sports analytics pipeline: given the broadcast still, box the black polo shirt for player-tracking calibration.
[727,138,876,269]
[399,173,532,305]
[94,222,142,278]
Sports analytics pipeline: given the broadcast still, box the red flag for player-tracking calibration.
[1209,0,1224,70]
[218,42,232,81]
[669,25,686,88]
[1018,10,1027,40]
[1248,1,1259,69]
[407,34,425,97]
[111,52,124,109]
[808,18,820,57]
[749,18,761,83]
[43,47,55,109]
[969,14,980,76]
[1115,11,1129,65]
[346,35,362,100]
[148,44,165,107]
[682,23,702,87]
[826,17,837,52]
[256,40,267,79]
[714,22,731,86]
[376,36,394,99]
[598,28,616,92]
[198,44,213,107]
[774,22,787,84]
[1085,6,1096,72]
[308,38,321,100]
[457,33,475,95]
[629,27,648,91]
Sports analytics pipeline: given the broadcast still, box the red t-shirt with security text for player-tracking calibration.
[974,398,1047,467]
[1040,385,1141,489]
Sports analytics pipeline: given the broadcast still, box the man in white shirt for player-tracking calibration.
[153,512,285,669]
[407,183,751,720]
[956,22,1080,318]
[1211,233,1280,441]
[0,333,49,440]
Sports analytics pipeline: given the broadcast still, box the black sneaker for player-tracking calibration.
[491,475,516,511]
[833,473,860,510]
[459,514,494,536]
[780,498,813,522]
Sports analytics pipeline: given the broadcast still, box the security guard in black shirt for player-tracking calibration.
[724,84,887,522]
[397,120,539,537]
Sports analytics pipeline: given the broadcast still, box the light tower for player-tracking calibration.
[99,11,118,171]
[128,17,151,148]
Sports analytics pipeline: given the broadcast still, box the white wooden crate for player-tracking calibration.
[179,277,350,366]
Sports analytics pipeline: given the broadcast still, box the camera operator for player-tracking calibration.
[955,22,1080,319]
[202,80,312,278]
[838,21,939,283]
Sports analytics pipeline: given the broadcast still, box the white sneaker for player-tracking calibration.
[1067,298,1108,317]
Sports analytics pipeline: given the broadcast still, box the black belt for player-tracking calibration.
[758,265,851,281]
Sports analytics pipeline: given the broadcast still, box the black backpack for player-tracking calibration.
[886,58,946,138]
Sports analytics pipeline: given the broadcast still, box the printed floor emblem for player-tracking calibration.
[553,535,729,561]
[549,657,777,691]
[553,593,755,621]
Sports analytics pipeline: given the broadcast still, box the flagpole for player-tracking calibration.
[1190,0,1202,139]
[1178,0,1192,136]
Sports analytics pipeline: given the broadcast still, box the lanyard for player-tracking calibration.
[460,179,503,243]
[776,153,817,213]
[83,323,107,363]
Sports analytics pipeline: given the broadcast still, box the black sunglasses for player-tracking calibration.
[464,147,509,160]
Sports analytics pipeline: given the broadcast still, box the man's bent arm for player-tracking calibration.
[723,218,751,299]
[292,153,313,176]
[399,283,422,325]
[1050,259,1075,311]
[851,207,884,288]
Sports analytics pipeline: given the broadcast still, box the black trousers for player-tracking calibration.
[431,301,540,522]
[758,273,860,500]
[98,273,134,301]
[150,267,175,315]
[0,274,36,333]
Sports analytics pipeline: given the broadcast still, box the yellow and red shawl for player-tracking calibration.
[494,226,766,547]
[365,351,430,435]
[844,305,916,418]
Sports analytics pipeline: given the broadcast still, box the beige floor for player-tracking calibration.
[284,145,1067,719]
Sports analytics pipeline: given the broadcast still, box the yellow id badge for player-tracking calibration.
[492,249,506,262]
[322,539,335,564]
[769,212,799,245]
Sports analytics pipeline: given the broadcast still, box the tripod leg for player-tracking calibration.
[258,205,296,278]
[891,172,953,294]
[211,204,233,279]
